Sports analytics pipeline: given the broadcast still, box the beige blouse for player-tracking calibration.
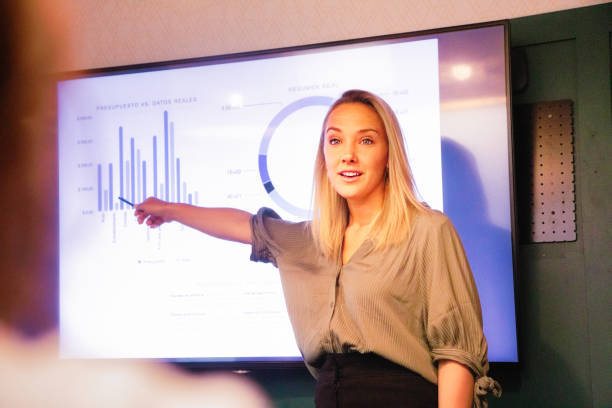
[250,207,501,407]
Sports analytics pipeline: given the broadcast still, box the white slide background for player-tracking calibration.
[58,38,441,359]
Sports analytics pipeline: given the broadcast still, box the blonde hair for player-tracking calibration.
[311,90,427,259]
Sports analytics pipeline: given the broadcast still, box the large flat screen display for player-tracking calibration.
[58,23,518,363]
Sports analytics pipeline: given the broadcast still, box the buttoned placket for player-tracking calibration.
[324,262,343,351]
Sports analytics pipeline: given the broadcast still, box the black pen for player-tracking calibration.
[118,197,135,207]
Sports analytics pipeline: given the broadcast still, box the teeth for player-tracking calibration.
[341,171,360,177]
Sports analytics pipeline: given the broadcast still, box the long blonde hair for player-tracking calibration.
[311,90,427,259]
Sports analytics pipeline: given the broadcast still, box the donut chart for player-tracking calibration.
[258,96,334,218]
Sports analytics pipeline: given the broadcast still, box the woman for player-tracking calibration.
[136,90,501,408]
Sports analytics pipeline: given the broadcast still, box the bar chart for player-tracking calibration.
[96,110,199,213]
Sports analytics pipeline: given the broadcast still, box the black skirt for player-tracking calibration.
[314,353,438,408]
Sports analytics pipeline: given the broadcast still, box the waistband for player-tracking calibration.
[320,353,413,372]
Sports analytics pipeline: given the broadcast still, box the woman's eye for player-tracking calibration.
[361,138,374,145]
[329,137,340,145]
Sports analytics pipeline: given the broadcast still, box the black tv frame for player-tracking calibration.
[56,19,519,372]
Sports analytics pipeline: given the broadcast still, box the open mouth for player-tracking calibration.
[338,171,363,179]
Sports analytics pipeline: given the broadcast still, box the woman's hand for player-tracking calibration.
[135,197,173,228]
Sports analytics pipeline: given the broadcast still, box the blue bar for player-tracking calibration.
[130,137,135,202]
[170,122,175,201]
[108,163,113,211]
[142,161,147,199]
[136,149,141,203]
[153,136,157,198]
[164,111,169,201]
[119,127,124,209]
[176,157,181,203]
[188,193,192,204]
[125,160,130,202]
[97,164,102,212]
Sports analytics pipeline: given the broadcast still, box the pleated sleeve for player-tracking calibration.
[424,215,501,408]
[249,207,284,267]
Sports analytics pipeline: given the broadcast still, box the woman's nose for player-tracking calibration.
[341,144,357,163]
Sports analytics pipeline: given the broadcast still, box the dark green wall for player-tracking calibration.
[253,4,612,407]
[494,4,611,408]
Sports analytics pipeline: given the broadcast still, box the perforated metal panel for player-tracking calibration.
[514,100,576,243]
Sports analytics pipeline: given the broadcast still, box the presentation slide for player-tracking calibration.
[58,39,441,359]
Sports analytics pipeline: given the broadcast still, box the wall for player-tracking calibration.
[495,5,611,407]
[57,0,607,72]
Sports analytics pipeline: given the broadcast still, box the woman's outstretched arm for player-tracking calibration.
[134,197,252,244]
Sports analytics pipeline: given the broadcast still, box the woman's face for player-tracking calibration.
[323,102,388,207]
